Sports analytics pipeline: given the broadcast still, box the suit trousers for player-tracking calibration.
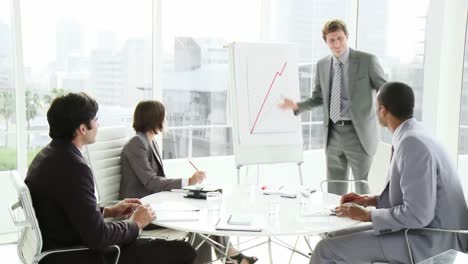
[41,238,196,264]
[326,123,373,195]
[310,225,411,264]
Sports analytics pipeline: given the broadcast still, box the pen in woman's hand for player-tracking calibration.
[188,160,199,171]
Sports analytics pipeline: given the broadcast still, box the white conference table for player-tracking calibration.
[141,184,360,262]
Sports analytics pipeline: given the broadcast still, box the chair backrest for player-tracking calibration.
[85,126,129,202]
[368,141,392,193]
[9,171,43,264]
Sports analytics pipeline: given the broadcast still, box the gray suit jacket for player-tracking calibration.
[371,119,468,262]
[119,132,182,199]
[296,48,387,155]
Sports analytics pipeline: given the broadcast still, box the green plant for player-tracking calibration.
[0,90,15,147]
[25,90,41,149]
[42,88,70,106]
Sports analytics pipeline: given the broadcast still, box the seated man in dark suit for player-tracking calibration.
[25,92,196,264]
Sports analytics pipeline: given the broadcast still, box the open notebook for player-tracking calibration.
[151,202,200,222]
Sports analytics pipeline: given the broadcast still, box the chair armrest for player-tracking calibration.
[410,227,468,234]
[404,228,468,264]
[35,245,120,264]
[9,200,29,228]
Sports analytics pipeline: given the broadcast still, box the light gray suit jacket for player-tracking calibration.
[296,48,387,155]
[119,132,182,199]
[371,119,468,262]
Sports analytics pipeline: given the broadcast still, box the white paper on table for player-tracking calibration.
[150,202,200,212]
[155,211,200,222]
[262,185,297,197]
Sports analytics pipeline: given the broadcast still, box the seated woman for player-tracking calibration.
[120,100,257,264]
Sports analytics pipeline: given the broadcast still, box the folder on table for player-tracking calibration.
[156,211,199,222]
[215,215,262,232]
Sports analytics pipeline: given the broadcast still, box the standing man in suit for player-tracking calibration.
[310,82,468,263]
[26,93,196,264]
[280,19,387,194]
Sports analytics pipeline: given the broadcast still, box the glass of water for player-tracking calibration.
[206,191,222,211]
[267,197,281,218]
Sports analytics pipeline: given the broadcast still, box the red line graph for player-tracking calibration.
[250,61,288,134]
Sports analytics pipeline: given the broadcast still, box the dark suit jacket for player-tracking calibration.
[119,132,182,199]
[25,139,139,254]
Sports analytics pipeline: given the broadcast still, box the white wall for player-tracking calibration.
[424,0,468,196]
[423,0,467,161]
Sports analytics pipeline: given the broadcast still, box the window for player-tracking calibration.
[12,0,434,162]
[358,0,429,143]
[0,0,16,170]
[20,0,152,162]
[160,0,261,158]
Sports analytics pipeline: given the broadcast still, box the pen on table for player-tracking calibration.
[188,160,199,171]
[278,185,284,190]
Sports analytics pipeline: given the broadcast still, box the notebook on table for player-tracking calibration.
[215,214,262,232]
[183,185,223,199]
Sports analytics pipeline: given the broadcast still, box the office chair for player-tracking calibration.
[405,227,468,264]
[8,171,120,264]
[85,126,187,241]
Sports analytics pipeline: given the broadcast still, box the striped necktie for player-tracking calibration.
[330,59,342,123]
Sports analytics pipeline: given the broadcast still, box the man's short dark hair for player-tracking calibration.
[47,92,98,140]
[377,82,414,120]
[322,19,349,41]
[133,100,165,134]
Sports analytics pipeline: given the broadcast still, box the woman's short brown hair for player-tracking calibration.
[133,100,165,134]
[322,19,349,41]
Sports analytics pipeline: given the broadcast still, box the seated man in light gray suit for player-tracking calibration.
[311,82,468,263]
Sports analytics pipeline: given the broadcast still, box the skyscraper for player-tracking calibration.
[56,19,83,71]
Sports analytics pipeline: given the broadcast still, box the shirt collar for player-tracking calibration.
[51,138,84,159]
[391,118,416,150]
[333,47,350,65]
